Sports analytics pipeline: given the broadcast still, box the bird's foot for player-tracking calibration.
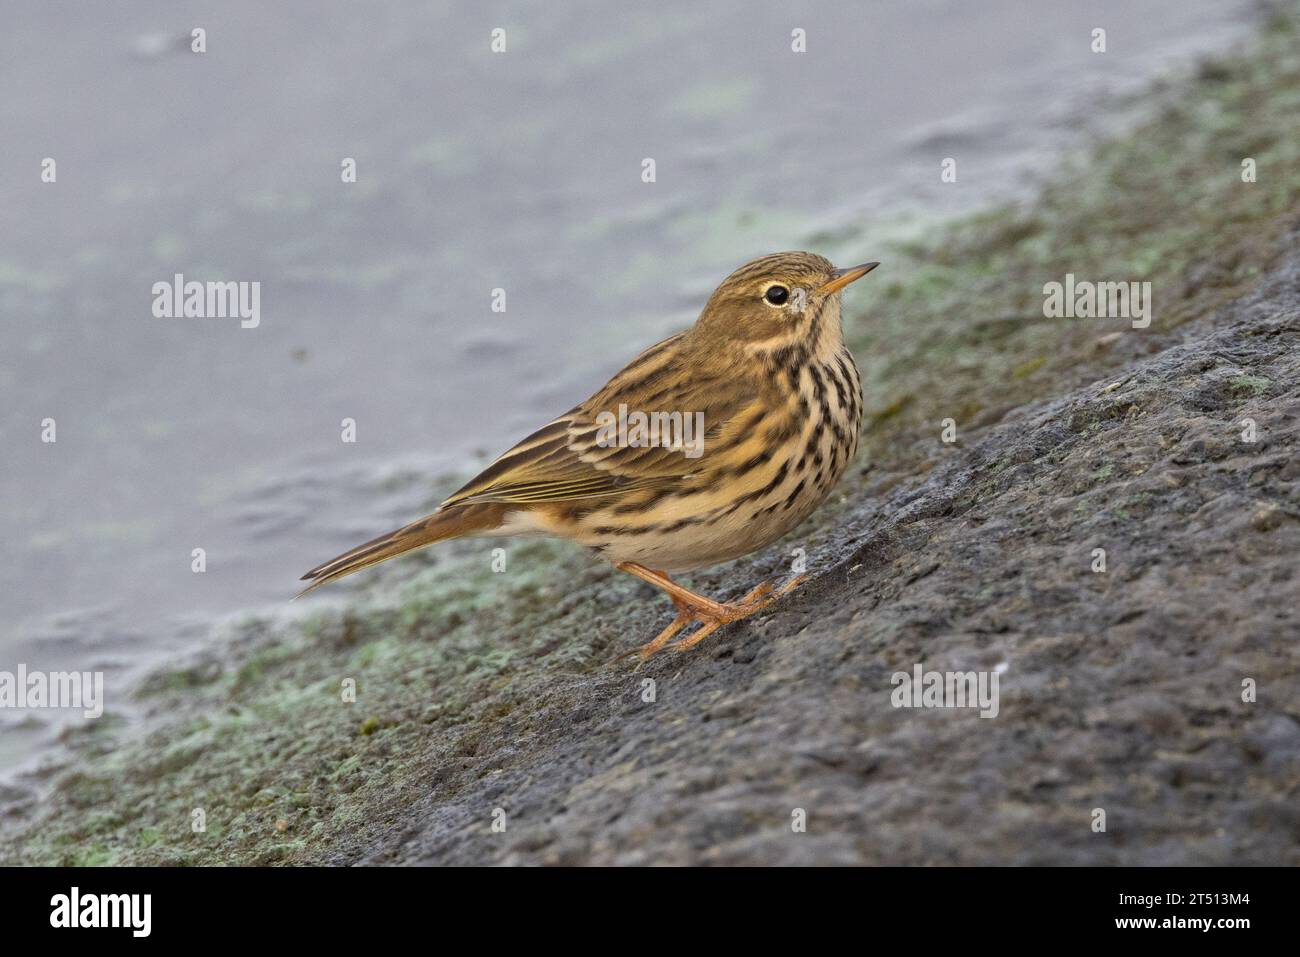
[622,573,808,664]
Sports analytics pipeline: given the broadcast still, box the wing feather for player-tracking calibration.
[440,332,756,508]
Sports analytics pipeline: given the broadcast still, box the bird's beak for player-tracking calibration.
[817,261,880,296]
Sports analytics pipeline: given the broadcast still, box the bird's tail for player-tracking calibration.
[296,502,507,598]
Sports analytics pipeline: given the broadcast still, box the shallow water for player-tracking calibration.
[0,0,1257,775]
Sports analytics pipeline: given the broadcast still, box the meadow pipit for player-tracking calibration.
[300,251,878,659]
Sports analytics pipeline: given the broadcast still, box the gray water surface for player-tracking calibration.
[0,0,1257,774]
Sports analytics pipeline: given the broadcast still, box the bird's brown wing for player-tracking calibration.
[440,332,758,508]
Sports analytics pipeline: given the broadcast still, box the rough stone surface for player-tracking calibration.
[350,238,1300,866]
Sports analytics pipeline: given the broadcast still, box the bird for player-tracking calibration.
[299,251,878,660]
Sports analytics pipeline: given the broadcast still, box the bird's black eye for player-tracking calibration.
[764,285,790,306]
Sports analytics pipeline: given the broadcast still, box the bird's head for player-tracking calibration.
[692,251,878,354]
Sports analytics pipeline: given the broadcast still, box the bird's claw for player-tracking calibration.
[623,573,809,664]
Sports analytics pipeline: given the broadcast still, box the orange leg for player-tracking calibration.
[615,563,808,662]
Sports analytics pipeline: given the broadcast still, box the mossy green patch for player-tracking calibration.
[1229,375,1272,395]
